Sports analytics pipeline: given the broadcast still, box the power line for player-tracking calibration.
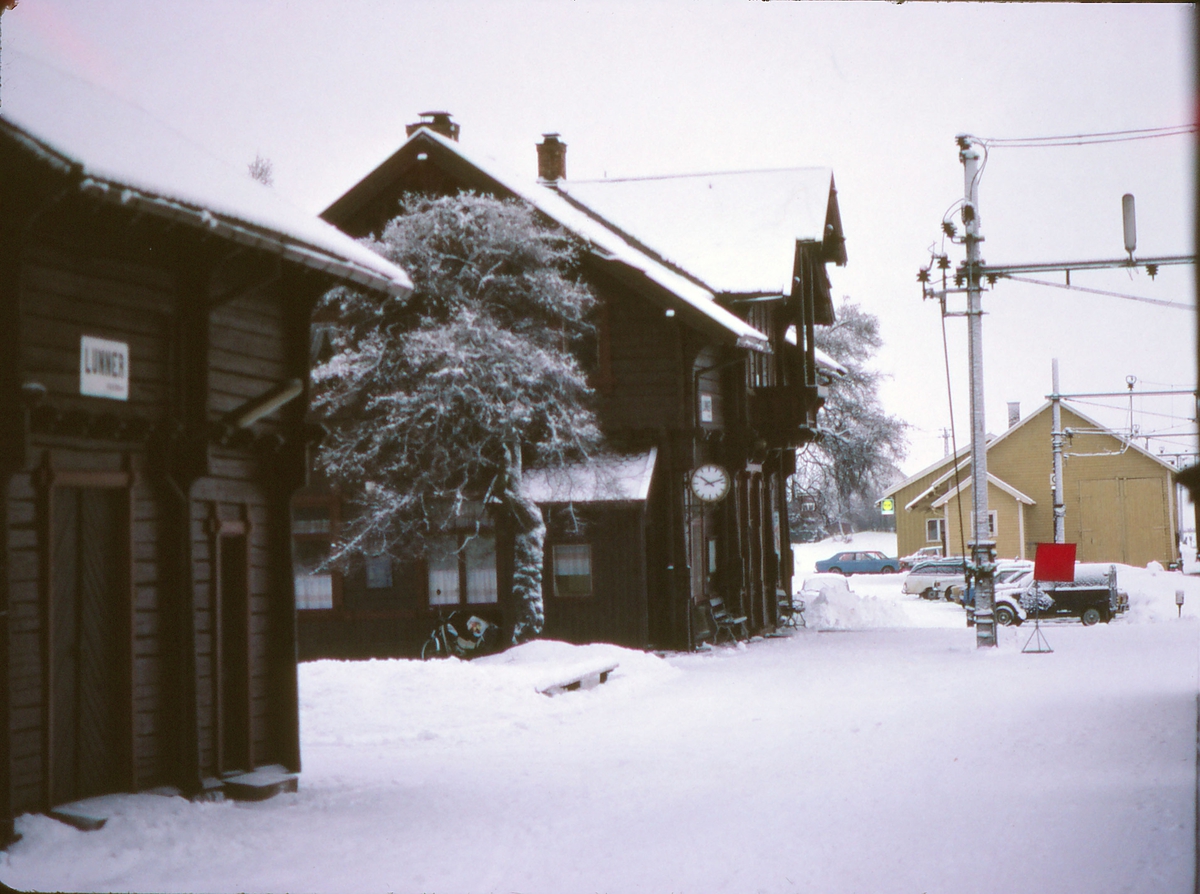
[1004,274,1192,310]
[974,124,1195,148]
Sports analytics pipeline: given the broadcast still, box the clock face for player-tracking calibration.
[690,464,731,503]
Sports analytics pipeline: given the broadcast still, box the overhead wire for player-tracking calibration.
[1065,397,1196,424]
[973,124,1195,148]
[1001,274,1192,310]
[940,301,968,565]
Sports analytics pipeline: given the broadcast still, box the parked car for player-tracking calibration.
[900,546,943,569]
[991,562,1036,626]
[814,550,899,575]
[902,557,969,600]
[962,561,1129,627]
[1016,564,1129,626]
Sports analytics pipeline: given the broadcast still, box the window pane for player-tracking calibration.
[464,535,498,605]
[295,573,333,610]
[294,538,333,610]
[926,518,943,542]
[292,504,331,535]
[553,543,592,598]
[428,538,460,605]
[365,555,393,589]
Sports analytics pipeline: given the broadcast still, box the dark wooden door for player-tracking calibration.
[217,533,251,773]
[50,487,126,805]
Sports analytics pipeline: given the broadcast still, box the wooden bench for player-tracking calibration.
[708,597,749,643]
[537,662,619,696]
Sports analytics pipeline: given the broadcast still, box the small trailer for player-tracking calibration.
[1020,564,1129,625]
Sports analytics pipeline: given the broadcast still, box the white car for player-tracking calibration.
[902,558,968,600]
[899,546,943,570]
[904,558,1032,608]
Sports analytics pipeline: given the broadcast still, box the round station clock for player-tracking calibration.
[689,463,731,504]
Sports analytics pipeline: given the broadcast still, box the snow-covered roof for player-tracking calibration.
[556,167,843,297]
[327,128,777,352]
[0,53,411,297]
[522,448,658,505]
[784,326,847,378]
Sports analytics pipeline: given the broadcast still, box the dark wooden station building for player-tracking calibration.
[0,61,411,842]
[302,112,847,658]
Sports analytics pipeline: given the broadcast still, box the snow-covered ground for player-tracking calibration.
[3,535,1198,893]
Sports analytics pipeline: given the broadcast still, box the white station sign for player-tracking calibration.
[80,335,129,401]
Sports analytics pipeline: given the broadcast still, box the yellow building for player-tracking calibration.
[884,403,1179,566]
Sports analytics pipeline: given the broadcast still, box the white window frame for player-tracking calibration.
[926,517,945,543]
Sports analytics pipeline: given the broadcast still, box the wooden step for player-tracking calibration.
[220,765,299,801]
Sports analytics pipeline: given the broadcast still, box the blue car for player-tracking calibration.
[814,550,899,575]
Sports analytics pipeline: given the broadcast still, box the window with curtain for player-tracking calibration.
[426,532,499,606]
[294,538,333,610]
[552,543,592,598]
[464,535,498,605]
[427,537,460,606]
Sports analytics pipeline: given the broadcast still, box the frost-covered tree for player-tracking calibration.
[312,193,600,642]
[791,299,907,534]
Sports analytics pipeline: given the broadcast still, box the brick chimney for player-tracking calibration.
[537,133,567,182]
[1007,401,1021,428]
[406,111,460,141]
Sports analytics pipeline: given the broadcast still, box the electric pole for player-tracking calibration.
[1051,359,1065,543]
[960,136,997,648]
[919,131,1194,649]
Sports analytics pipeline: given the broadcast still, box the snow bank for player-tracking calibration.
[794,537,1200,629]
[300,641,679,750]
[1114,563,1200,623]
[799,573,914,629]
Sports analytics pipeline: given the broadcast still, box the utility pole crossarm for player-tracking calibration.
[1050,389,1195,400]
[976,254,1194,277]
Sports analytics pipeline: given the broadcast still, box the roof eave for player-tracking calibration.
[81,177,412,298]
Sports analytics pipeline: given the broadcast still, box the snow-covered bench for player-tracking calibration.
[536,662,619,696]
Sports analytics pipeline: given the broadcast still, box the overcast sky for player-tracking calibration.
[2,1,1194,477]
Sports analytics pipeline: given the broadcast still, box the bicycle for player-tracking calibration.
[420,610,501,660]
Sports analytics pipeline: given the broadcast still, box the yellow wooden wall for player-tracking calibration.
[939,483,1025,560]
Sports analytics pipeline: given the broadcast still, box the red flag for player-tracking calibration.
[1034,543,1076,582]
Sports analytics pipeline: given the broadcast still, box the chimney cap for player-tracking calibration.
[406,111,460,141]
